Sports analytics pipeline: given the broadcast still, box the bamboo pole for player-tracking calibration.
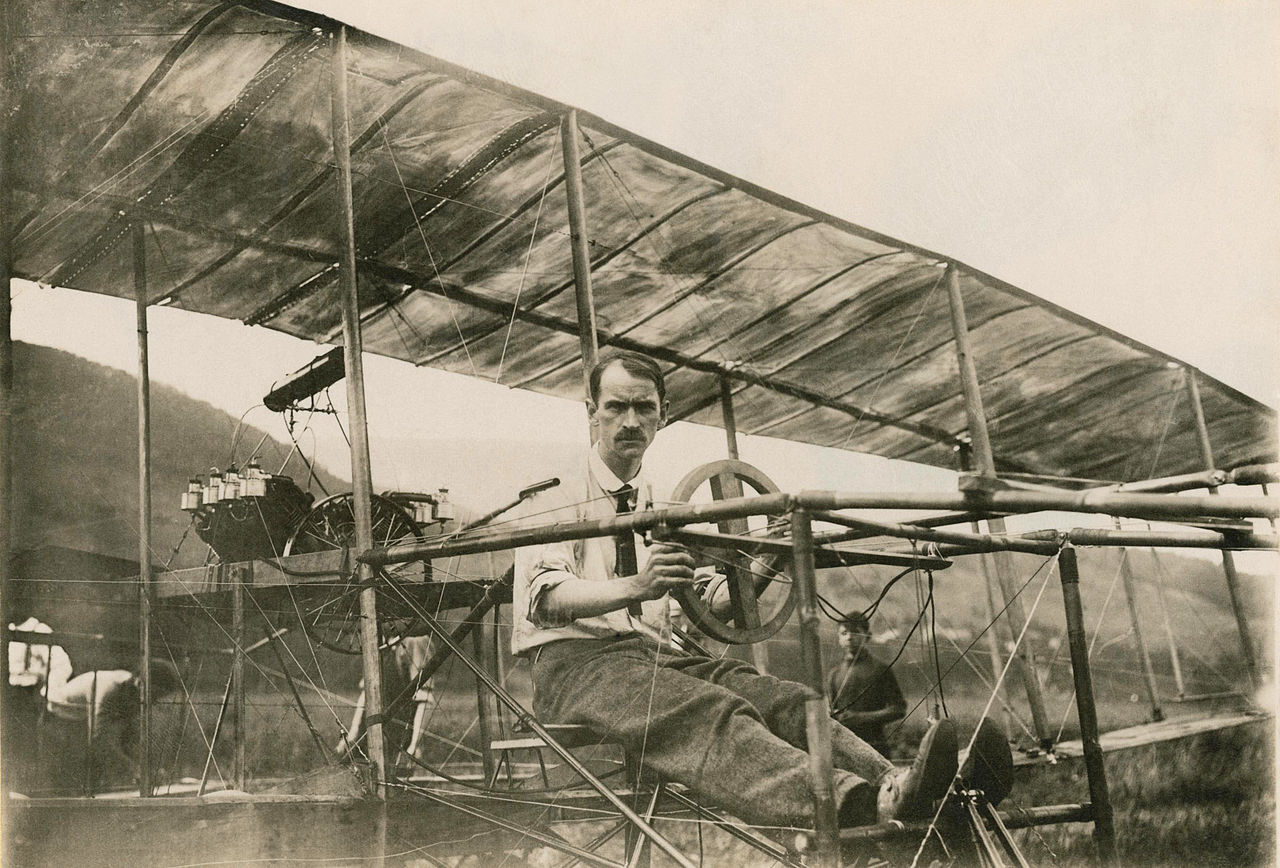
[1021,526,1276,550]
[809,803,1096,849]
[944,263,1052,747]
[974,525,1014,735]
[1149,548,1187,697]
[1113,529,1164,721]
[561,109,599,399]
[720,375,740,460]
[815,510,1059,555]
[1109,469,1226,494]
[232,564,246,790]
[791,508,839,868]
[367,490,1279,567]
[133,222,156,796]
[1185,368,1261,692]
[471,624,496,784]
[715,376,770,670]
[0,0,15,847]
[1058,546,1118,865]
[330,25,389,799]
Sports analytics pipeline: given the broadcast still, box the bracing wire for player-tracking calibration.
[495,138,560,383]
[884,549,1063,738]
[377,122,479,377]
[908,552,1062,868]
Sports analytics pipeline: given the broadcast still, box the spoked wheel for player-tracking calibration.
[668,459,796,645]
[282,493,429,654]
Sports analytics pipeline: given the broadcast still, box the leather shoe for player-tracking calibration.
[877,718,958,822]
[959,717,1013,806]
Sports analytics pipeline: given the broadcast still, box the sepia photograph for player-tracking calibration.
[2,1,1275,865]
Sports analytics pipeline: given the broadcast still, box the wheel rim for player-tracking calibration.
[669,459,795,645]
[282,494,427,654]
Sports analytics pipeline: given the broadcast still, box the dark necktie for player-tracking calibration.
[613,485,643,618]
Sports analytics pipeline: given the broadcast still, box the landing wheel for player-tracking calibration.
[669,459,795,645]
[282,493,428,654]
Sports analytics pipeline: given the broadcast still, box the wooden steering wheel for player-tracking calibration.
[668,459,796,645]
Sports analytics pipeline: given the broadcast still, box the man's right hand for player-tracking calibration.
[633,542,696,599]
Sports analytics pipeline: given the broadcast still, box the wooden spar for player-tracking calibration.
[1114,523,1164,721]
[1231,464,1280,486]
[1110,469,1226,493]
[1150,551,1187,696]
[716,375,770,670]
[470,626,496,784]
[944,263,1053,748]
[814,510,1059,555]
[133,222,156,796]
[1019,526,1277,551]
[0,0,14,845]
[1058,546,1118,864]
[561,109,599,399]
[1185,368,1261,692]
[973,522,1014,732]
[330,25,389,797]
[232,565,246,789]
[791,507,839,867]
[720,375,740,459]
[366,489,1279,566]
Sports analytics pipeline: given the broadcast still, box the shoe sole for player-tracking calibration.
[900,718,959,819]
[960,717,1013,806]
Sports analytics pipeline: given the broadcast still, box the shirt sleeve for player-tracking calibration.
[521,539,581,628]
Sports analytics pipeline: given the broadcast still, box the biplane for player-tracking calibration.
[1,1,1276,866]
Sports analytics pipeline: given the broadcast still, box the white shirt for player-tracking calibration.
[511,444,673,657]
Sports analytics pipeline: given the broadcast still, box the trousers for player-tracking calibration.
[531,636,894,828]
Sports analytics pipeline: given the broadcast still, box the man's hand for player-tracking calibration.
[633,542,696,599]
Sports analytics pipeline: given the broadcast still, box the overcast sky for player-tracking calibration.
[12,0,1278,502]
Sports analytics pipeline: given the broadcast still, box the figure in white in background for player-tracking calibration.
[8,617,72,692]
[394,636,437,765]
[8,618,183,791]
[337,637,437,767]
[44,660,183,788]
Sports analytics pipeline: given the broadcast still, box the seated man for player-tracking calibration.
[513,350,969,829]
[828,613,906,757]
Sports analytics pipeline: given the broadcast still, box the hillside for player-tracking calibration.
[11,341,348,569]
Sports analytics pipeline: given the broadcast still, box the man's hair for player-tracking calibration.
[840,612,871,634]
[588,350,665,405]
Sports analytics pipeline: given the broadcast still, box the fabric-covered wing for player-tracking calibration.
[9,0,1275,482]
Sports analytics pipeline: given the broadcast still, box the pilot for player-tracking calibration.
[512,349,976,829]
[828,612,906,757]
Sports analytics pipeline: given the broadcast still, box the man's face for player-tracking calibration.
[839,623,870,656]
[589,362,667,478]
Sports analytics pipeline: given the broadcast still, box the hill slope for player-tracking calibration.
[11,341,347,568]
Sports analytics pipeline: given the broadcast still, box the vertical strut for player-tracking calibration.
[1114,522,1163,721]
[231,565,246,790]
[791,507,839,868]
[716,376,770,671]
[0,1,14,850]
[1185,368,1261,692]
[1058,546,1118,865]
[945,263,1053,748]
[719,375,740,460]
[133,222,156,796]
[1149,551,1187,697]
[561,109,599,400]
[330,26,389,801]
